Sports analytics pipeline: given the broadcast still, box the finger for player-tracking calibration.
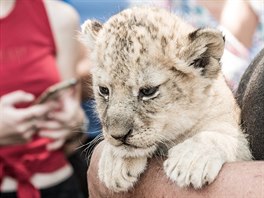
[1,91,34,106]
[21,129,35,141]
[46,139,65,151]
[18,104,54,121]
[48,98,78,123]
[45,100,62,110]
[48,111,71,124]
[16,119,38,134]
[39,129,69,139]
[37,120,62,130]
[5,128,35,143]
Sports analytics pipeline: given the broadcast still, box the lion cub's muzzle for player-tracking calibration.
[107,129,134,147]
[111,128,132,142]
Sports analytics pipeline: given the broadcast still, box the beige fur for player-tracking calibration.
[80,7,251,192]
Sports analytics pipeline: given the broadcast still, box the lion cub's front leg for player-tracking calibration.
[164,139,224,189]
[164,131,250,189]
[98,144,148,192]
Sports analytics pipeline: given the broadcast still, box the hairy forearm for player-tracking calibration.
[88,141,264,198]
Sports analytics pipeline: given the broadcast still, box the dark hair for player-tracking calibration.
[236,48,264,160]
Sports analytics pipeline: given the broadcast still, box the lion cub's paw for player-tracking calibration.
[99,149,147,192]
[164,140,225,189]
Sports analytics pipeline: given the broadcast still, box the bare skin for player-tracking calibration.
[88,141,264,198]
[198,0,259,49]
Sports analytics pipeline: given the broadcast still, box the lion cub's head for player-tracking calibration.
[80,7,225,157]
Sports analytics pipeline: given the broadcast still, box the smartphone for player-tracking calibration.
[34,78,79,104]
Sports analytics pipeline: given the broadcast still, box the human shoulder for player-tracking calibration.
[43,0,80,30]
[43,0,82,80]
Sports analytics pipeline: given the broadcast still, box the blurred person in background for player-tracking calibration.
[0,0,86,197]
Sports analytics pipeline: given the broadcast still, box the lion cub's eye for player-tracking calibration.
[139,86,159,100]
[98,86,109,98]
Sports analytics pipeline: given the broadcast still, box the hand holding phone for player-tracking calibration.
[34,78,78,104]
[35,78,83,150]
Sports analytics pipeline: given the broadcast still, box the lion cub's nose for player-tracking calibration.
[110,129,133,143]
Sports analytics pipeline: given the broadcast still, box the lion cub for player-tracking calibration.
[80,7,251,192]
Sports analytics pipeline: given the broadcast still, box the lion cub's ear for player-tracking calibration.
[185,28,225,78]
[79,20,103,50]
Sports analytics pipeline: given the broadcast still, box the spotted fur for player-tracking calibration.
[80,7,251,192]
